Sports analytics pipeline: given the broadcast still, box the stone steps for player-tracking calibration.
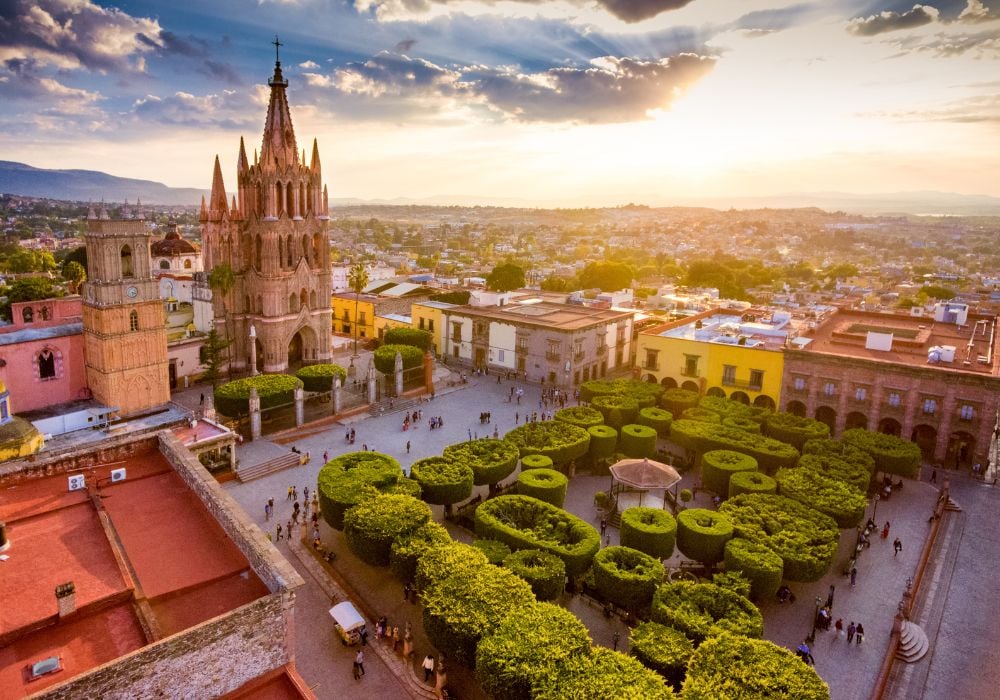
[896,621,930,663]
[369,396,420,418]
[944,497,962,512]
[236,452,301,482]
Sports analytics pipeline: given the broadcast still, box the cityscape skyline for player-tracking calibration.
[1,0,999,206]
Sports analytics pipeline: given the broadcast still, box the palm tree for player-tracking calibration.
[347,261,368,371]
[207,263,236,373]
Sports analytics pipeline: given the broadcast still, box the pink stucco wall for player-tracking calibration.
[0,333,88,413]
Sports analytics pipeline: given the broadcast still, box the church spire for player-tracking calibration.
[237,136,248,174]
[209,155,228,219]
[260,35,297,171]
[310,137,321,174]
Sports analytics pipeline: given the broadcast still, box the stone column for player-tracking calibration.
[901,388,919,442]
[394,351,404,398]
[294,386,305,427]
[835,389,850,437]
[934,386,958,464]
[249,387,262,441]
[333,374,342,415]
[424,350,435,394]
[249,324,258,376]
[367,364,377,404]
[869,383,885,432]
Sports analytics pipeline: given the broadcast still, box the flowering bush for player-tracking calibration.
[214,374,302,416]
[620,507,677,560]
[553,405,604,429]
[294,363,347,392]
[630,621,694,689]
[593,546,664,612]
[317,451,405,530]
[443,438,519,487]
[502,549,567,601]
[723,538,783,602]
[676,509,734,565]
[651,581,763,645]
[504,420,591,467]
[343,493,432,566]
[517,468,569,508]
[700,450,758,497]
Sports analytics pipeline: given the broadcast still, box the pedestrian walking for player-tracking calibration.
[881,521,890,539]
[850,566,858,587]
[600,518,607,536]
[796,641,815,665]
[930,467,937,484]
[835,618,844,636]
[287,486,293,501]
[392,625,401,651]
[264,501,272,521]
[855,623,865,644]
[312,526,320,541]
[404,583,411,602]
[847,621,856,643]
[287,519,292,536]
[292,486,298,501]
[406,440,411,454]
[612,630,620,651]
[304,486,310,502]
[323,450,329,462]
[826,584,835,609]
[893,537,903,556]
[354,649,365,678]
[276,523,283,542]
[423,654,435,682]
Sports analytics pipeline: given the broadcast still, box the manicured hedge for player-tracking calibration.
[587,425,619,469]
[554,405,605,429]
[475,495,601,577]
[579,379,664,407]
[214,374,302,416]
[775,467,867,528]
[415,541,490,592]
[422,564,535,667]
[383,327,432,351]
[763,412,831,450]
[669,420,799,473]
[681,407,722,424]
[472,539,512,565]
[723,538,783,602]
[620,424,658,458]
[592,394,640,430]
[317,451,406,530]
[802,438,876,474]
[638,406,673,436]
[841,428,922,478]
[728,470,777,498]
[797,452,872,493]
[517,468,569,507]
[699,396,753,420]
[661,388,700,418]
[700,450,758,497]
[294,363,347,392]
[444,438,520,486]
[342,493,432,566]
[722,416,761,434]
[681,633,830,700]
[630,621,694,689]
[372,343,424,374]
[651,581,764,646]
[620,507,677,560]
[593,546,664,611]
[502,549,567,601]
[676,509,734,565]
[389,520,452,583]
[533,647,675,700]
[476,602,591,700]
[409,456,474,507]
[504,421,591,467]
[520,453,555,471]
[711,571,752,599]
[719,494,839,582]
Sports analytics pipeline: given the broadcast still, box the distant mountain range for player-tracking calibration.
[2,160,1000,215]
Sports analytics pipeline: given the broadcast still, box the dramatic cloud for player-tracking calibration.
[299,60,320,69]
[353,0,698,24]
[958,0,996,23]
[130,90,261,129]
[847,5,940,36]
[331,51,460,98]
[875,94,1000,124]
[732,4,819,35]
[891,29,1000,56]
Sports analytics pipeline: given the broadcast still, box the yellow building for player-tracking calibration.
[331,292,376,344]
[374,312,412,342]
[410,300,457,356]
[635,308,790,410]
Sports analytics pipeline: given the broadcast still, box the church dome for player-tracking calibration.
[152,223,200,256]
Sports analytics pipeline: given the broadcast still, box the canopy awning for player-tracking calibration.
[609,457,682,491]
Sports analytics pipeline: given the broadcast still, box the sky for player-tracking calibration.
[0,0,998,206]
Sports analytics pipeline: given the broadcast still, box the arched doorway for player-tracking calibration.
[681,380,700,393]
[815,406,837,433]
[730,391,750,405]
[910,424,937,460]
[287,332,303,368]
[787,400,806,417]
[753,395,776,411]
[878,417,901,436]
[706,386,726,398]
[660,376,677,389]
[287,324,318,368]
[643,373,657,384]
[845,411,868,431]
[946,431,976,469]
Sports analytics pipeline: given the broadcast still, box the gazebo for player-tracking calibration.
[609,457,682,509]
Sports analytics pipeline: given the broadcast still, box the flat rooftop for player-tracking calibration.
[0,443,269,695]
[644,310,802,352]
[457,299,632,331]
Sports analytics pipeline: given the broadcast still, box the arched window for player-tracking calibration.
[130,310,139,331]
[302,234,311,265]
[310,290,317,308]
[286,182,295,217]
[256,295,263,315]
[289,293,298,313]
[245,295,252,313]
[278,237,285,269]
[184,259,192,269]
[121,244,134,277]
[286,236,294,268]
[40,306,50,321]
[22,307,34,324]
[38,348,56,379]
[313,233,324,263]
[255,235,262,270]
[300,288,308,310]
[159,259,170,270]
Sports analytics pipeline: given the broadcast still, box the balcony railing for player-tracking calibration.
[722,377,762,391]
[575,351,586,362]
[545,352,561,362]
[680,367,699,378]
[641,362,659,371]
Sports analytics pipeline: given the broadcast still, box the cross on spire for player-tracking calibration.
[272,35,282,65]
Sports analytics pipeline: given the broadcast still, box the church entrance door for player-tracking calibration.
[288,332,304,369]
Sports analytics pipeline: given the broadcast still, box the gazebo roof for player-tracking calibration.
[609,457,681,490]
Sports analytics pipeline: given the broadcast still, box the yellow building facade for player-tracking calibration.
[410,301,456,356]
[331,292,375,343]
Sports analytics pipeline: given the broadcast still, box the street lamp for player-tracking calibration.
[871,493,881,523]
[806,596,822,643]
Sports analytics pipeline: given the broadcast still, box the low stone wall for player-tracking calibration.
[0,432,160,484]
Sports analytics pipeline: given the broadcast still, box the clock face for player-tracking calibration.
[126,286,138,298]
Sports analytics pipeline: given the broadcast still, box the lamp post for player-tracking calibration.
[806,596,822,643]
[249,324,258,377]
[871,493,881,523]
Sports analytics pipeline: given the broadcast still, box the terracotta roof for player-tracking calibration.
[151,228,199,256]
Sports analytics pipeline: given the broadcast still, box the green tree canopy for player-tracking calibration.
[486,262,526,292]
[0,277,65,321]
[579,261,634,292]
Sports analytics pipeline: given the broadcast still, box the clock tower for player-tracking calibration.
[82,207,170,415]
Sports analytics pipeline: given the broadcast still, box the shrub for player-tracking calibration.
[723,538,783,602]
[580,378,664,407]
[681,407,721,424]
[661,388,700,418]
[700,450,758,497]
[698,396,752,419]
[383,327,432,351]
[638,407,673,436]
[669,420,799,473]
[476,602,590,700]
[372,343,424,374]
[533,647,674,700]
[317,452,405,530]
[681,633,830,699]
[409,457,474,509]
[475,495,600,577]
[520,453,554,471]
[415,541,490,592]
[763,412,831,450]
[728,470,777,498]
[214,374,302,416]
[840,428,921,478]
[593,546,664,612]
[802,438,876,474]
[676,509,734,565]
[651,581,764,645]
[422,564,535,667]
[711,571,752,599]
[294,363,347,392]
[719,494,839,582]
[587,425,618,470]
[722,416,761,434]
[390,520,452,583]
[592,394,641,430]
[775,467,867,528]
[517,468,569,507]
[553,405,604,429]
[620,507,677,560]
[342,493,432,566]
[620,424,658,458]
[797,452,872,492]
[473,539,511,565]
[443,438,519,487]
[502,549,567,601]
[630,621,694,689]
[504,421,591,467]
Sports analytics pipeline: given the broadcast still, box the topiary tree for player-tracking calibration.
[698,396,753,420]
[774,466,867,528]
[700,450,758,497]
[317,452,406,529]
[579,378,663,407]
[681,407,722,424]
[763,412,831,451]
[504,421,591,468]
[383,326,432,351]
[592,394,640,430]
[554,405,604,429]
[214,374,302,416]
[728,470,777,498]
[409,456,473,517]
[620,424,657,458]
[533,647,675,700]
[668,420,799,474]
[797,452,872,493]
[390,520,452,584]
[587,425,618,472]
[630,621,694,689]
[294,363,347,392]
[593,546,664,612]
[415,541,490,592]
[422,564,535,667]
[723,538,783,602]
[719,494,839,582]
[520,453,555,471]
[342,493,432,566]
[802,437,876,476]
[476,602,590,700]
[472,539,511,565]
[638,406,673,436]
[840,428,921,478]
[661,388,700,418]
[681,633,829,699]
[620,507,676,560]
[443,438,519,494]
[722,416,761,434]
[711,571,752,599]
[517,468,569,507]
[372,343,423,374]
[502,549,567,601]
[676,509,733,565]
[650,581,764,646]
